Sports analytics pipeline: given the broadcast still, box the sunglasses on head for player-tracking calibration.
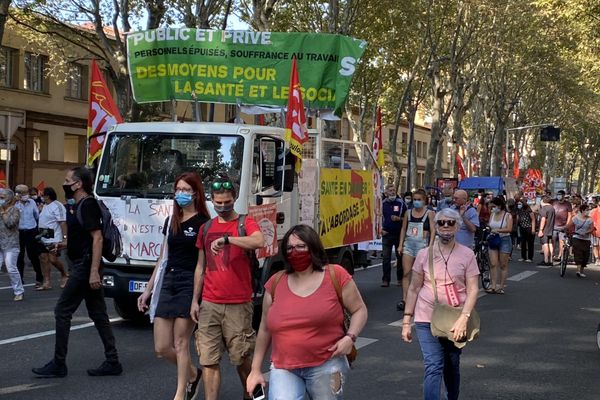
[436,220,457,227]
[211,181,233,190]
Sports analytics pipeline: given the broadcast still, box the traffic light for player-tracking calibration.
[540,126,560,141]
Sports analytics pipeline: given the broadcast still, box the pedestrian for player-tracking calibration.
[436,186,455,211]
[0,188,24,301]
[516,199,536,262]
[190,177,265,400]
[30,186,44,212]
[486,197,513,294]
[15,184,43,286]
[398,189,435,310]
[246,224,368,399]
[33,167,122,378]
[537,196,555,266]
[403,191,413,209]
[137,172,210,400]
[36,187,69,290]
[448,189,479,248]
[552,190,572,262]
[568,203,594,278]
[476,193,492,227]
[589,200,600,265]
[380,183,407,287]
[401,208,480,400]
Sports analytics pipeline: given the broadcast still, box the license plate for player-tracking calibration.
[128,280,148,293]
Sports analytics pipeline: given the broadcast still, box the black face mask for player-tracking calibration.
[214,203,234,216]
[62,183,76,199]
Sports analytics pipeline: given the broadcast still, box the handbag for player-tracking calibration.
[428,246,480,349]
[328,265,358,365]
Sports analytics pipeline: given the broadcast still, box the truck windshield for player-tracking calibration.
[96,133,244,198]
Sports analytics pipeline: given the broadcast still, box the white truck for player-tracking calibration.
[95,121,379,321]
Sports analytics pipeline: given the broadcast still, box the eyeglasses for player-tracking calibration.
[212,181,233,190]
[286,244,308,253]
[436,220,457,227]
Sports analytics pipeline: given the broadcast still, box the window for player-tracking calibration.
[66,63,88,99]
[64,134,82,163]
[24,52,48,93]
[401,131,408,155]
[225,104,237,122]
[0,47,17,88]
[33,137,41,161]
[423,142,428,158]
[416,141,422,159]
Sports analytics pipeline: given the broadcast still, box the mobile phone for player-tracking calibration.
[252,385,265,400]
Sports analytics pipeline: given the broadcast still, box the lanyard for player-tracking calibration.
[437,241,456,283]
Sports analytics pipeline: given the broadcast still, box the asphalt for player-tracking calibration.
[1,251,600,400]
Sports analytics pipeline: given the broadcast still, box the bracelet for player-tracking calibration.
[402,322,411,326]
[461,312,471,318]
[403,312,413,317]
[345,333,357,342]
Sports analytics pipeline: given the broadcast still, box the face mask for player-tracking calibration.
[20,194,29,202]
[517,203,523,209]
[445,196,452,202]
[0,199,5,207]
[175,193,193,207]
[413,200,423,209]
[287,249,312,272]
[491,207,499,213]
[66,198,76,206]
[557,195,564,201]
[214,203,234,215]
[437,232,455,244]
[584,211,590,217]
[62,184,76,199]
[404,198,412,204]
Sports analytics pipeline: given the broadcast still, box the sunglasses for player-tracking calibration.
[436,220,457,227]
[211,181,233,190]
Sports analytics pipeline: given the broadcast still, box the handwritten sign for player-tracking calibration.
[248,203,278,258]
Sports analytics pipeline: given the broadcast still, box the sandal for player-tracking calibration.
[496,288,505,294]
[485,288,496,294]
[35,285,52,291]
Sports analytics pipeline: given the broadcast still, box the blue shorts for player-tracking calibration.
[490,236,513,254]
[403,237,428,257]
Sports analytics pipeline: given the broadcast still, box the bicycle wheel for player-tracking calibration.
[560,251,568,277]
[480,251,492,290]
[597,323,600,351]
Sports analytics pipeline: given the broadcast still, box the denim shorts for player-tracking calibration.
[403,237,428,257]
[490,236,513,254]
[268,356,350,400]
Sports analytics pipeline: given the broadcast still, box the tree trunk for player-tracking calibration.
[407,105,418,192]
[425,86,444,186]
[0,0,9,45]
[491,120,506,176]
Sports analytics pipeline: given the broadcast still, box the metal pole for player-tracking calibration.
[6,112,10,187]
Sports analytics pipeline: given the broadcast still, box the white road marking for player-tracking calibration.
[389,320,412,327]
[536,264,554,269]
[0,283,35,290]
[507,271,538,281]
[0,317,123,346]
[0,383,58,395]
[355,337,379,349]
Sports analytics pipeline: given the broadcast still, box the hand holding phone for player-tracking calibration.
[252,385,265,400]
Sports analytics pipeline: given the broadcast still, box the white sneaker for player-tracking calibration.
[518,258,525,262]
[525,259,532,263]
[13,294,23,301]
[576,272,587,278]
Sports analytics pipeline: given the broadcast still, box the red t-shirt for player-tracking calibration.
[264,265,352,369]
[196,216,260,304]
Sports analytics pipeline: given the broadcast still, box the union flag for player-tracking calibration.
[372,107,384,169]
[284,57,309,173]
[87,59,123,166]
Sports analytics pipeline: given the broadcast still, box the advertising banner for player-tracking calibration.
[248,203,278,259]
[319,168,374,249]
[127,29,366,114]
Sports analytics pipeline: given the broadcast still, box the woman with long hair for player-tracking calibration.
[568,203,594,278]
[0,188,24,301]
[486,197,513,294]
[138,172,210,400]
[516,199,536,262]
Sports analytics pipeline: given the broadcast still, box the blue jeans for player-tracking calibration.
[415,323,462,400]
[268,356,349,400]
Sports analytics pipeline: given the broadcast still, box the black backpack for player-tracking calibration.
[202,214,261,294]
[76,197,123,262]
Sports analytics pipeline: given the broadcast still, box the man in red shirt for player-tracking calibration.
[191,178,265,400]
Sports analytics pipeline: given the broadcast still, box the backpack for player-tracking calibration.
[202,214,261,294]
[76,197,123,262]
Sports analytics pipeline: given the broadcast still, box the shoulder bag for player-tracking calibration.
[428,246,480,349]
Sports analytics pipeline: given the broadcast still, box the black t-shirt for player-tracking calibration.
[162,213,208,272]
[67,197,102,261]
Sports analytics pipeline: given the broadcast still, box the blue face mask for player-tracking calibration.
[66,198,76,206]
[413,200,424,209]
[175,193,193,207]
[0,199,5,206]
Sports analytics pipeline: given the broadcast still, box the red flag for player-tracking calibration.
[36,180,46,194]
[372,107,384,168]
[456,154,466,180]
[284,57,309,172]
[513,149,520,179]
[87,59,123,166]
[0,170,6,188]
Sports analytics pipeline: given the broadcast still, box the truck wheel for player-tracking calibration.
[341,254,354,275]
[114,299,149,324]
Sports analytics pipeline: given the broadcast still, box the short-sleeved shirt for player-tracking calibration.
[15,199,39,230]
[264,265,352,369]
[453,204,479,248]
[540,205,555,236]
[573,217,593,240]
[382,197,406,236]
[162,214,209,272]
[196,215,260,304]
[67,197,102,261]
[38,200,67,244]
[553,201,572,229]
[590,208,600,238]
[412,243,479,323]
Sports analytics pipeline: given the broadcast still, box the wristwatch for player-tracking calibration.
[345,333,357,342]
[223,234,230,245]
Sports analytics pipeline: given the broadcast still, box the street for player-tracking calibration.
[1,254,600,400]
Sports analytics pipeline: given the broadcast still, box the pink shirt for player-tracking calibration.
[412,243,479,323]
[264,265,352,369]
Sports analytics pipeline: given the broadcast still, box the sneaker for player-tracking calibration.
[60,275,69,289]
[14,294,23,301]
[32,360,67,378]
[87,360,123,376]
[396,300,405,311]
[576,272,587,278]
[525,259,532,263]
[518,258,525,262]
[380,281,390,287]
[186,367,202,400]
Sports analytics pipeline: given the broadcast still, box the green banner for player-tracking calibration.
[126,29,366,114]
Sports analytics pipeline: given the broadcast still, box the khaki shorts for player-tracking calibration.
[195,301,255,366]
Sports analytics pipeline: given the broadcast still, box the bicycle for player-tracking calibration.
[474,226,492,290]
[559,233,572,277]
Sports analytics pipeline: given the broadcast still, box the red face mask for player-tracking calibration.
[287,250,312,272]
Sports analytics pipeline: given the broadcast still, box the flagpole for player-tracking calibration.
[6,112,10,186]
